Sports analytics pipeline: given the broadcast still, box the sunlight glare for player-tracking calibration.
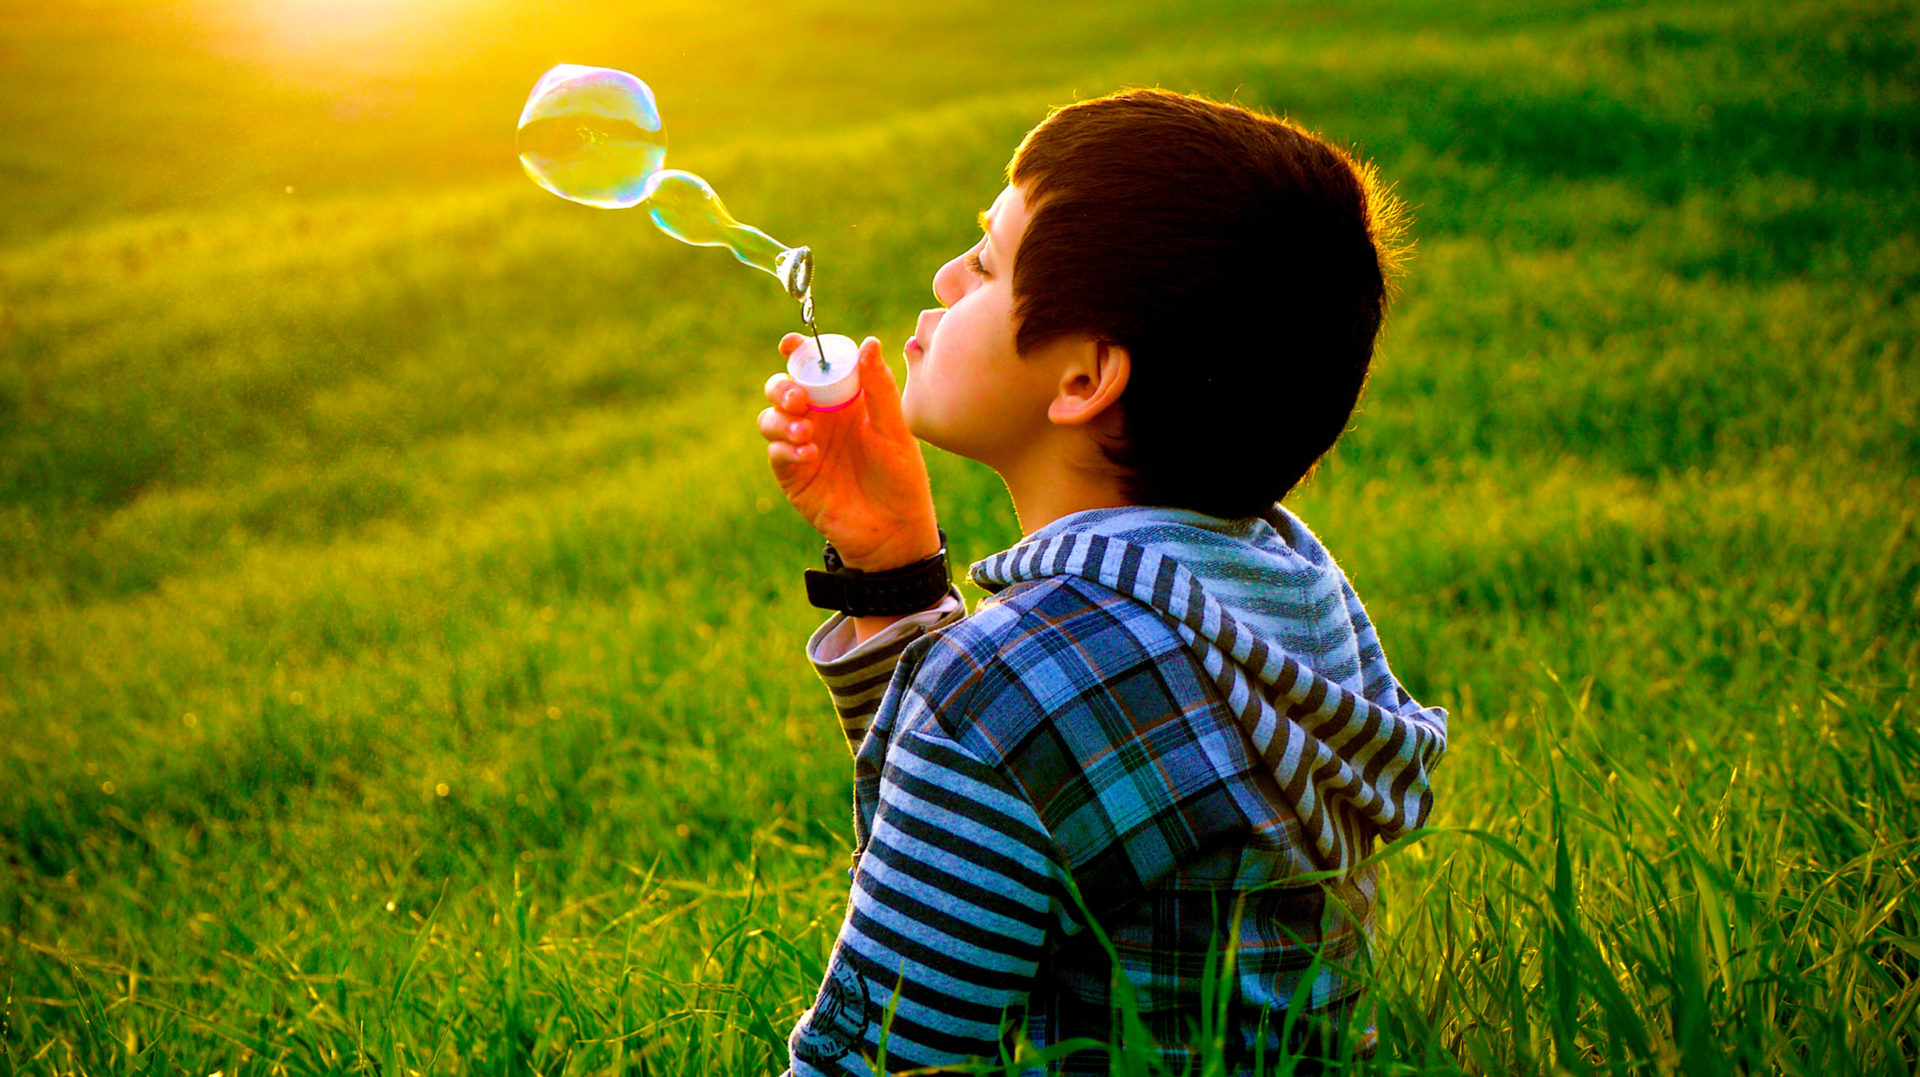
[205,0,515,79]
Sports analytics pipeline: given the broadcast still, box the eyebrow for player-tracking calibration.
[977,209,994,236]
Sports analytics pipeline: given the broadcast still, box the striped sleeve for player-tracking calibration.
[788,727,1069,1075]
[807,589,966,751]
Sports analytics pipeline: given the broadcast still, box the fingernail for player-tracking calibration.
[788,422,804,440]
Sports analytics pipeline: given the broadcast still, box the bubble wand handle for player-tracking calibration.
[782,250,859,412]
[778,246,829,372]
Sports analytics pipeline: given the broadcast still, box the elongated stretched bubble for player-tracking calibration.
[516,65,666,209]
[642,170,789,278]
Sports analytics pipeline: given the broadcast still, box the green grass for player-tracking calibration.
[3,0,1917,1072]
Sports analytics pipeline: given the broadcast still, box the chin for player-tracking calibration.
[907,415,959,456]
[909,420,947,452]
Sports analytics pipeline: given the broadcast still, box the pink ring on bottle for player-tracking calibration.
[810,389,864,413]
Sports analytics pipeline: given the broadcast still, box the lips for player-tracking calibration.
[910,309,943,356]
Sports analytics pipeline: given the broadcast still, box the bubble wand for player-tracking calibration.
[516,65,858,408]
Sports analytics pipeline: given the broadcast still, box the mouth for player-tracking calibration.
[907,309,943,359]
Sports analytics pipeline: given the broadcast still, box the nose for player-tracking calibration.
[931,250,970,309]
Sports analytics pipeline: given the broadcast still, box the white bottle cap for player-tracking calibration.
[786,334,862,411]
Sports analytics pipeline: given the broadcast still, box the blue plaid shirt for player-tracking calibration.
[789,507,1447,1075]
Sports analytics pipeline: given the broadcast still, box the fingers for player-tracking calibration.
[764,336,823,486]
[760,406,819,481]
[857,336,910,435]
[767,440,817,472]
[762,371,810,413]
[757,406,814,446]
[765,335,811,411]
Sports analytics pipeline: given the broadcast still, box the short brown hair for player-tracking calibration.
[1008,89,1407,517]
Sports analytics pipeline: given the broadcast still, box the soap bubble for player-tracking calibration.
[515,64,820,332]
[642,169,789,278]
[517,64,666,209]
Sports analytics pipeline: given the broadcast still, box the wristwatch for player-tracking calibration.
[804,531,951,617]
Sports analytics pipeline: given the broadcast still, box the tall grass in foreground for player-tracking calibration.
[15,683,1912,1075]
[1370,685,1918,1077]
[4,0,1918,1072]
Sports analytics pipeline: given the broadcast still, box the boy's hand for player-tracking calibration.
[759,334,941,572]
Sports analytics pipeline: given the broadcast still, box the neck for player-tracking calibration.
[997,439,1135,536]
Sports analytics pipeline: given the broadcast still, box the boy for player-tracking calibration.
[756,89,1446,1075]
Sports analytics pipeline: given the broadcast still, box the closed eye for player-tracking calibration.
[966,252,988,276]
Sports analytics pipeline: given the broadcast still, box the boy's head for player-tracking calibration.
[906,89,1406,519]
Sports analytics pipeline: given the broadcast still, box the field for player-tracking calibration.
[3,0,1917,1072]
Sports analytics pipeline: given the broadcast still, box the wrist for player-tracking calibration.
[840,545,940,574]
[837,523,942,573]
[805,530,951,618]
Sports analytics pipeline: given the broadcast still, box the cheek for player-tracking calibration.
[926,306,970,359]
[934,288,1004,351]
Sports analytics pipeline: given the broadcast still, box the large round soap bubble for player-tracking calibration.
[516,64,666,209]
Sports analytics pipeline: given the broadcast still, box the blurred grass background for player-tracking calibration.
[2,0,1917,1073]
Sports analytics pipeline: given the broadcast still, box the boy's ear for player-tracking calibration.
[1047,340,1130,427]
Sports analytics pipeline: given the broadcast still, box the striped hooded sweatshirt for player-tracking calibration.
[785,505,1447,1075]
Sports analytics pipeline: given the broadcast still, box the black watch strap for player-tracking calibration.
[804,532,952,618]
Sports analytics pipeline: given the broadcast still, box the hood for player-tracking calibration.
[969,505,1447,871]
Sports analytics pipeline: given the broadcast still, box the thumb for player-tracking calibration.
[857,336,910,435]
